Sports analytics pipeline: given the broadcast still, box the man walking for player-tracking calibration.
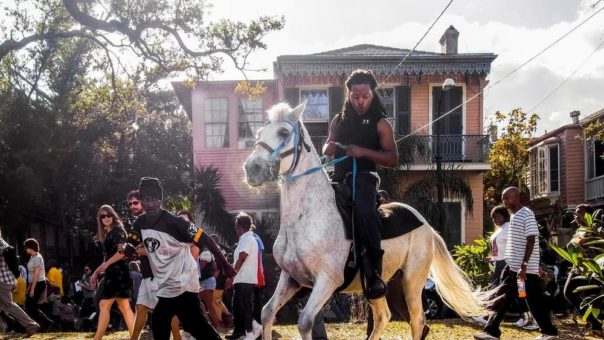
[474,187,558,340]
[0,231,40,335]
[128,177,235,340]
[226,213,262,340]
[126,190,182,340]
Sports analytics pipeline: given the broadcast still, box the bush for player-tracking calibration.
[452,238,492,288]
[551,208,604,323]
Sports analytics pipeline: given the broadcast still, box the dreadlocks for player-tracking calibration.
[342,69,389,119]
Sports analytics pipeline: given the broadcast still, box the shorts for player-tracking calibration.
[199,277,216,291]
[137,278,159,310]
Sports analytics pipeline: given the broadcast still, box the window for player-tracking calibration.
[529,144,560,198]
[377,88,395,127]
[204,98,229,148]
[587,140,604,179]
[300,89,328,121]
[238,98,263,149]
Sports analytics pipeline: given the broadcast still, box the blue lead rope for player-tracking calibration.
[283,155,349,182]
[352,158,357,201]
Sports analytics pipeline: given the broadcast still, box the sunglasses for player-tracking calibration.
[100,214,113,219]
[128,200,141,206]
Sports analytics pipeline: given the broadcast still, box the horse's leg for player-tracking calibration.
[297,276,337,340]
[403,234,433,340]
[261,271,301,340]
[368,297,391,340]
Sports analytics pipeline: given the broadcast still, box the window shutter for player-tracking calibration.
[328,86,344,121]
[395,86,411,135]
[285,88,299,107]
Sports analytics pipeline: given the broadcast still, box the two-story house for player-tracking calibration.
[173,26,497,247]
[527,108,604,230]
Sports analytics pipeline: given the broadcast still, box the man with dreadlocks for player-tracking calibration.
[323,69,399,299]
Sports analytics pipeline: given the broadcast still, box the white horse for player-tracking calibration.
[243,102,490,340]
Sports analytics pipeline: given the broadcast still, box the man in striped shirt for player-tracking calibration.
[475,187,558,340]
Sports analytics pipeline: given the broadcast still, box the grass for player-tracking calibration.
[3,317,600,339]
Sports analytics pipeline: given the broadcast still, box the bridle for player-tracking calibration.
[254,120,311,177]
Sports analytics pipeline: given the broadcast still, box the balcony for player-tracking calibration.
[309,134,491,166]
[411,135,491,164]
[586,176,604,201]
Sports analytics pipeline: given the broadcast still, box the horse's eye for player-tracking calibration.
[278,129,290,139]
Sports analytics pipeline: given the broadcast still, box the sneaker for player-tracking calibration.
[523,321,540,330]
[513,317,532,328]
[244,330,256,340]
[534,334,557,340]
[472,316,488,326]
[252,320,262,338]
[474,331,499,340]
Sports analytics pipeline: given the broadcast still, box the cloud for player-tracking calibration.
[207,0,604,135]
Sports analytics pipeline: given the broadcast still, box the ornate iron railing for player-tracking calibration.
[310,134,491,165]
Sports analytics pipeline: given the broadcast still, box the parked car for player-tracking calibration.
[423,278,449,319]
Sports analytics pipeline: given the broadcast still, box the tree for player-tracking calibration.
[1,0,284,88]
[484,108,539,203]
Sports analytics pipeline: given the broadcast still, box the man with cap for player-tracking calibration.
[127,177,236,340]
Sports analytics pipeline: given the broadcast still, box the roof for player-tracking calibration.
[276,43,497,77]
[311,44,440,57]
[580,108,604,125]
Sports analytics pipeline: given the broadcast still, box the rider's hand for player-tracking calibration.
[323,142,337,157]
[346,144,365,158]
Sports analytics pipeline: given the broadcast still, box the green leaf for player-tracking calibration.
[550,244,575,264]
[573,285,602,293]
[583,306,594,322]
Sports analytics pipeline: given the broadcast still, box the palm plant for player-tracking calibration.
[402,163,473,242]
[190,165,237,244]
[551,209,604,322]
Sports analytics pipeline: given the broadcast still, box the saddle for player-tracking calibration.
[332,183,424,292]
[332,183,423,240]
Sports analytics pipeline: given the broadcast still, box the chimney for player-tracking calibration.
[570,110,581,124]
[439,25,459,54]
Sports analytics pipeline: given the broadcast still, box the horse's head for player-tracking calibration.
[244,101,308,187]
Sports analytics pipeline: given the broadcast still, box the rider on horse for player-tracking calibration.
[323,69,399,299]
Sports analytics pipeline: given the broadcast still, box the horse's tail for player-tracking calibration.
[429,228,492,318]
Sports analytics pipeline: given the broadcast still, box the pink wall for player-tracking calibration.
[191,81,280,211]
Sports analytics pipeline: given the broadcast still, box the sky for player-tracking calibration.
[203,0,604,135]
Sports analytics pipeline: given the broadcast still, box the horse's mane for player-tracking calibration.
[267,102,294,123]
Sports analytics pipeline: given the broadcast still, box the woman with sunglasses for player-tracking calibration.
[91,205,135,339]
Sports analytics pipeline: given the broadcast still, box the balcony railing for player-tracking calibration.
[309,134,491,165]
[586,176,604,201]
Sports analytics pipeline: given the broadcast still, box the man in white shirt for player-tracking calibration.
[475,187,558,340]
[226,213,262,340]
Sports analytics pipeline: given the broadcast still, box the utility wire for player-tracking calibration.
[378,0,454,88]
[528,37,604,113]
[396,4,604,143]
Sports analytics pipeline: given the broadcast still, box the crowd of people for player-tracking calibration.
[1,68,603,340]
[0,177,265,340]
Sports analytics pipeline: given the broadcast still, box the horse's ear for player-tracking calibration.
[288,101,307,122]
